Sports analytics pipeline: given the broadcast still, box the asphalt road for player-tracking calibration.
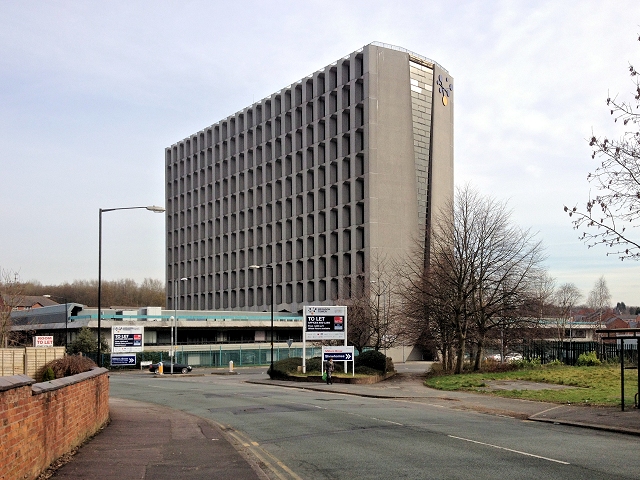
[110,368,640,479]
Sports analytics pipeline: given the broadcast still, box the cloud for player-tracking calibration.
[2,0,640,305]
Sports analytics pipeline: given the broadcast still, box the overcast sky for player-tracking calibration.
[2,1,640,306]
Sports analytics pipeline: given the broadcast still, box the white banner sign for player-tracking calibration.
[34,336,54,348]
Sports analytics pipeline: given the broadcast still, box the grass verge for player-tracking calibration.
[425,364,638,407]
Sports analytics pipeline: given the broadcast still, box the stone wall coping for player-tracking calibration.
[0,374,35,392]
[31,367,109,394]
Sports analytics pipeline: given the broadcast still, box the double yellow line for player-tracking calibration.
[216,422,303,480]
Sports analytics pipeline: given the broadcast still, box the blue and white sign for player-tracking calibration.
[321,346,355,377]
[322,346,354,361]
[111,354,137,366]
[112,325,144,353]
[323,351,354,361]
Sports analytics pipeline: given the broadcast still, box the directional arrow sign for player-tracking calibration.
[111,354,137,366]
[321,345,355,377]
[322,346,354,362]
[324,352,352,361]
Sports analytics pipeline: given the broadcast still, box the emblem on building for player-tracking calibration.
[437,75,453,106]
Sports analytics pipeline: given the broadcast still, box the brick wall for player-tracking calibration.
[0,368,109,480]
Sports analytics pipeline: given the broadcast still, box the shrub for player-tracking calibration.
[305,357,323,373]
[354,366,380,375]
[480,360,519,373]
[269,353,393,378]
[577,351,601,366]
[603,356,620,365]
[42,367,55,381]
[510,357,541,369]
[354,350,394,373]
[67,326,109,355]
[268,357,303,378]
[427,362,446,375]
[39,355,97,380]
[385,356,395,373]
[139,351,164,364]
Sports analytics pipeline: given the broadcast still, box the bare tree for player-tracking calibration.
[587,276,612,329]
[459,190,546,371]
[565,35,640,260]
[343,255,398,353]
[396,240,456,369]
[529,271,557,319]
[427,200,474,374]
[345,283,376,354]
[553,283,582,341]
[19,278,166,307]
[0,268,25,348]
[369,267,398,353]
[400,186,546,373]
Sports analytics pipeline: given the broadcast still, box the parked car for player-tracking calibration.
[148,361,192,374]
[486,353,523,362]
[505,353,523,362]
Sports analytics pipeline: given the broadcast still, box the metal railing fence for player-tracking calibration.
[95,345,324,369]
[522,340,633,366]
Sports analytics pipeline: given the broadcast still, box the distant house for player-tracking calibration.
[0,294,58,311]
[605,314,640,329]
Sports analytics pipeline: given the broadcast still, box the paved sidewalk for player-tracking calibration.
[52,397,267,480]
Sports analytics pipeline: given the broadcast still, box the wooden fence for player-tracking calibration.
[0,347,66,379]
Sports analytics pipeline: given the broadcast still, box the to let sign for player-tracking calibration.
[111,326,144,353]
[34,336,54,348]
[304,306,347,340]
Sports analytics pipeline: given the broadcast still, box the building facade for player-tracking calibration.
[166,42,454,314]
[10,304,303,349]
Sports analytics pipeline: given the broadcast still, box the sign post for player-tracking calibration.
[303,306,347,374]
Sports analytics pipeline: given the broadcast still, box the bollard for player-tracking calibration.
[229,360,234,372]
[158,362,164,375]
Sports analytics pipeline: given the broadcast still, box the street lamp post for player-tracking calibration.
[98,205,164,367]
[171,277,187,375]
[249,264,274,375]
[371,279,388,373]
[43,295,68,350]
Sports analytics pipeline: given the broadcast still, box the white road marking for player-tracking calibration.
[531,405,565,416]
[448,435,570,465]
[371,417,403,426]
